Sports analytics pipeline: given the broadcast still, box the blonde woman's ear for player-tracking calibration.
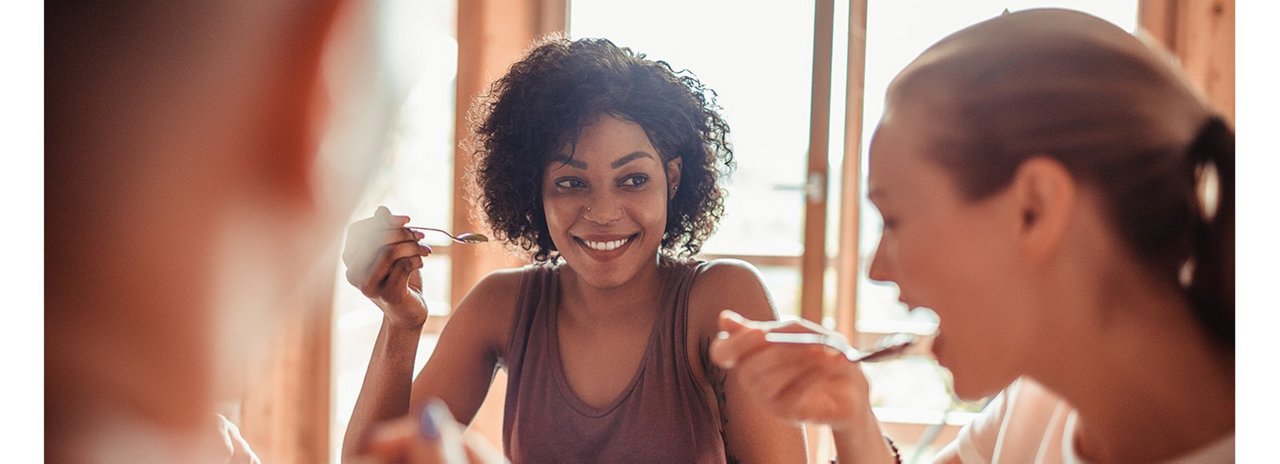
[1013,156,1077,261]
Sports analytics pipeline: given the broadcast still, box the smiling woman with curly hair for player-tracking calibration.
[341,36,807,462]
[472,36,733,263]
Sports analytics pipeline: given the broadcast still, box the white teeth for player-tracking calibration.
[583,237,629,251]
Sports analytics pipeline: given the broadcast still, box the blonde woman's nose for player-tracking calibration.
[867,240,895,284]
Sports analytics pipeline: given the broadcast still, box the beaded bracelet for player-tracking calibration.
[829,435,903,464]
[884,435,902,464]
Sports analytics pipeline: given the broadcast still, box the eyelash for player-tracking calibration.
[553,174,650,190]
[621,174,648,187]
[554,178,586,190]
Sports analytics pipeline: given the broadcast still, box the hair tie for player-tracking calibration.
[1188,116,1230,164]
[1186,116,1232,222]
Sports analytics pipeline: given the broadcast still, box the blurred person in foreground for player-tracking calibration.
[47,2,497,462]
[712,8,1234,463]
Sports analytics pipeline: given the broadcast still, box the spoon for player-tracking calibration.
[407,226,490,244]
[763,332,917,363]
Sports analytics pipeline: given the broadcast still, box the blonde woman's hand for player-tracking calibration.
[342,206,433,328]
[709,310,876,431]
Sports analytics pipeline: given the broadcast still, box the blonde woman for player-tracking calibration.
[713,9,1234,463]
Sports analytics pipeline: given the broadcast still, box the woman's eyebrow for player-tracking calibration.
[610,151,656,169]
[548,155,588,170]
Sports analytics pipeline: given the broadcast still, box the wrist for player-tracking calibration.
[830,435,901,464]
[829,396,876,433]
[831,403,898,464]
[377,299,429,329]
[383,313,427,332]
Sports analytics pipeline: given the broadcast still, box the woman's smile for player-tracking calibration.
[573,233,640,260]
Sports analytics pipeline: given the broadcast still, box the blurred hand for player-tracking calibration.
[342,206,433,328]
[215,414,261,464]
[355,401,506,464]
[709,310,875,431]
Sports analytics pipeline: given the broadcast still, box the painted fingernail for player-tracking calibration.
[413,230,426,239]
[419,403,444,440]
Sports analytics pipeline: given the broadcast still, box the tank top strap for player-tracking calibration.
[660,258,712,396]
[503,263,557,372]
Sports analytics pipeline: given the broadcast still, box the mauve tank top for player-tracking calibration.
[501,259,726,463]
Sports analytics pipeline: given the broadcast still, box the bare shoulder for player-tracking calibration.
[455,266,526,309]
[692,258,762,286]
[447,266,532,352]
[687,258,780,337]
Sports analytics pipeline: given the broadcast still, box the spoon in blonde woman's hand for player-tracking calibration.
[763,332,917,363]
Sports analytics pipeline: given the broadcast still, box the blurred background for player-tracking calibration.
[222,1,1234,462]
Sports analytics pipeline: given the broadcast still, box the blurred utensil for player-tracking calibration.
[407,226,490,244]
[764,332,916,363]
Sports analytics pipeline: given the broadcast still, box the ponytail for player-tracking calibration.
[1184,116,1234,347]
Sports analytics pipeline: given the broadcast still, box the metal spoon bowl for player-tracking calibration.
[408,226,490,244]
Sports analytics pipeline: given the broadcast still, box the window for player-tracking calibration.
[576,0,1141,460]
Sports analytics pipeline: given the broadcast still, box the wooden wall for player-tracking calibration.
[238,258,337,463]
[1140,0,1236,124]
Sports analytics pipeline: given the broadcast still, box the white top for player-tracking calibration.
[936,378,1234,464]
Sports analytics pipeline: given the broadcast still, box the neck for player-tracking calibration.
[1028,271,1234,462]
[558,255,668,324]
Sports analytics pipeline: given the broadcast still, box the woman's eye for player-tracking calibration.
[620,174,649,187]
[555,178,585,189]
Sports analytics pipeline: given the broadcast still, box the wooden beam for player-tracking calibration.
[452,0,566,453]
[834,0,869,340]
[451,0,549,314]
[800,0,836,324]
[1139,0,1235,124]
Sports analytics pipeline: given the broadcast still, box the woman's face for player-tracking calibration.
[542,114,680,289]
[866,101,1039,400]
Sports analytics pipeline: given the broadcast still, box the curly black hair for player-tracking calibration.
[469,36,734,262]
